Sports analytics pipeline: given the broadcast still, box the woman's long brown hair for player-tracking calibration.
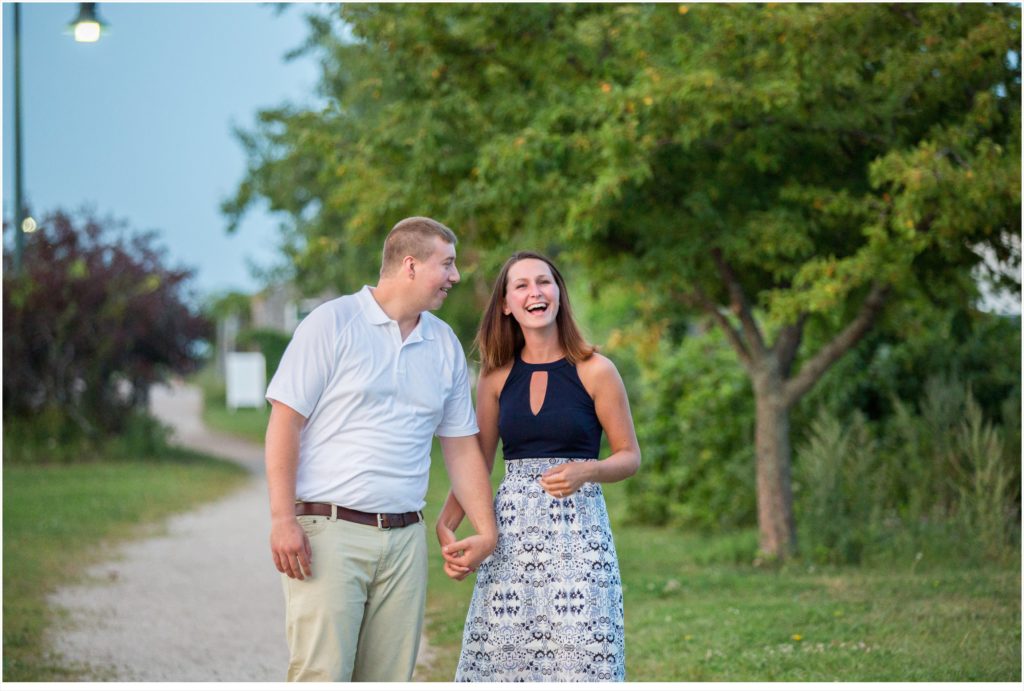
[474,251,595,374]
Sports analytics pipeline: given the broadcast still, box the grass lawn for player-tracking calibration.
[203,403,269,445]
[2,452,248,681]
[193,365,269,444]
[419,451,1021,682]
[196,390,1021,682]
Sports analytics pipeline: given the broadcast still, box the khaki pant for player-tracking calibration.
[282,515,427,682]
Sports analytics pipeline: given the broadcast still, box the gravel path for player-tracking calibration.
[49,381,436,682]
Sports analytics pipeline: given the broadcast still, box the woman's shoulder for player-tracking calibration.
[576,351,617,375]
[575,352,622,393]
[478,361,514,397]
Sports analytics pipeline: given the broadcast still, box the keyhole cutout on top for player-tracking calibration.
[529,371,549,416]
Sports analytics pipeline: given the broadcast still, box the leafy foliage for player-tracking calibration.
[236,327,291,382]
[230,4,1019,316]
[625,326,756,530]
[3,212,210,458]
[228,4,1020,552]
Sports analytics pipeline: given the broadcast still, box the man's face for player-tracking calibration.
[415,237,460,310]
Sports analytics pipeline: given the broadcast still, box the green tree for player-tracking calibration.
[229,4,1020,558]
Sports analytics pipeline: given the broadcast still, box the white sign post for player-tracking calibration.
[225,351,267,410]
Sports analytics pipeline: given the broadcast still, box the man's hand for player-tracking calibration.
[436,522,472,581]
[271,516,312,580]
[441,533,497,576]
[438,434,499,577]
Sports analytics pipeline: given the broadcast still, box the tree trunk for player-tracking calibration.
[688,256,890,562]
[754,371,796,559]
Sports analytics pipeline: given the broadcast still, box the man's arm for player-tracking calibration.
[266,400,312,580]
[435,369,503,533]
[438,434,498,572]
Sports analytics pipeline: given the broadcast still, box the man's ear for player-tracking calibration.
[402,255,416,279]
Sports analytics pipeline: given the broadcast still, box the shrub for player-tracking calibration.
[3,211,211,457]
[236,327,291,381]
[625,328,757,530]
[2,408,173,465]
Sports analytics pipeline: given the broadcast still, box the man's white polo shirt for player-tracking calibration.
[266,285,478,513]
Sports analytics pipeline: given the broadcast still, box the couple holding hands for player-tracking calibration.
[264,217,640,682]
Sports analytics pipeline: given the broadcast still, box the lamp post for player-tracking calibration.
[12,2,25,272]
[10,3,107,273]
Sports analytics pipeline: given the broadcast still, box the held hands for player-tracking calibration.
[539,461,596,499]
[271,516,312,580]
[437,522,497,581]
[437,523,470,581]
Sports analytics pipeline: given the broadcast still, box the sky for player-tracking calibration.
[2,1,324,298]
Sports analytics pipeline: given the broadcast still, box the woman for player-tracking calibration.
[437,251,641,682]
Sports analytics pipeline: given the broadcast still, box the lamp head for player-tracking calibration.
[69,3,107,43]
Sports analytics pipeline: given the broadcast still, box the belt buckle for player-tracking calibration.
[376,513,391,530]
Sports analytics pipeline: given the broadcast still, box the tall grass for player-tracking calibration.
[796,410,878,564]
[954,395,1017,560]
[794,378,1021,566]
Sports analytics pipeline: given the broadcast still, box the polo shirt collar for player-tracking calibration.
[358,285,435,341]
[359,286,391,325]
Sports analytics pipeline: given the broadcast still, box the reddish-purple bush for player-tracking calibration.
[3,212,211,441]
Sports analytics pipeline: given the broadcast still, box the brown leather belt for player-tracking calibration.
[294,502,423,530]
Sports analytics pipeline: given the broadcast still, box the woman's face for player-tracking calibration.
[503,258,560,329]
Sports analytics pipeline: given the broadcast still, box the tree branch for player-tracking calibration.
[783,283,890,408]
[773,313,808,378]
[710,247,767,359]
[888,4,922,27]
[678,288,754,372]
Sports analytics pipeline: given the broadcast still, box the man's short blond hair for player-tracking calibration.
[380,217,458,275]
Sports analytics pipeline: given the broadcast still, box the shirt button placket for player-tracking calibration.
[394,323,406,380]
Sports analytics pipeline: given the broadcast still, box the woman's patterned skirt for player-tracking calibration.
[454,457,625,682]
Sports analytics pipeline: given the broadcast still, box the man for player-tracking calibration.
[264,217,498,682]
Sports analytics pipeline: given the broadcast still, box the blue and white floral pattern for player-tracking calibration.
[455,457,625,682]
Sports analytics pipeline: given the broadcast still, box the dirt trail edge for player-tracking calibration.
[49,380,436,682]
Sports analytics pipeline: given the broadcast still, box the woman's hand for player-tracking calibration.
[442,533,496,580]
[436,522,473,580]
[539,461,596,499]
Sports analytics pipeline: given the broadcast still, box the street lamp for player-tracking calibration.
[10,3,108,273]
[69,3,108,43]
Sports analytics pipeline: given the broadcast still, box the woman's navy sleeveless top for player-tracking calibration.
[498,354,602,460]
